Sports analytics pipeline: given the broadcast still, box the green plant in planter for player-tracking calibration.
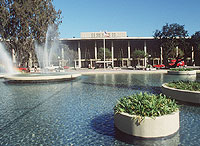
[170,68,193,71]
[114,92,179,122]
[167,81,200,91]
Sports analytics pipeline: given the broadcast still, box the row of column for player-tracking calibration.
[76,40,195,68]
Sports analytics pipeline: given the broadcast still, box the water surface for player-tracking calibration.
[0,73,199,145]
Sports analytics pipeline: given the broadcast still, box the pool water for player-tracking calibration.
[0,73,200,145]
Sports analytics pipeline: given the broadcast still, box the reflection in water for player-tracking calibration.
[0,74,200,146]
[91,113,180,146]
[115,127,180,146]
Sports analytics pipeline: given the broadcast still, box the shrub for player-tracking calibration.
[132,50,148,59]
[114,92,179,118]
[98,47,111,60]
[166,81,200,91]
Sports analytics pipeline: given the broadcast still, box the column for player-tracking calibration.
[192,46,195,66]
[128,41,131,66]
[90,60,92,68]
[111,41,114,68]
[160,46,163,64]
[78,41,81,68]
[176,46,179,57]
[103,38,106,69]
[61,47,64,66]
[74,60,77,68]
[95,41,97,60]
[61,48,64,60]
[144,41,147,67]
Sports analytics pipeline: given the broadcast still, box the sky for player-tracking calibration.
[53,0,200,39]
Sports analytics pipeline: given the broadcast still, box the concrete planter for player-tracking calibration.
[114,110,179,138]
[167,70,196,75]
[162,83,200,104]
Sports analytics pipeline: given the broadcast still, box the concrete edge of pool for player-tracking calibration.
[3,73,81,83]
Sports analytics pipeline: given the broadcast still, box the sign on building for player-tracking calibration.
[80,32,127,38]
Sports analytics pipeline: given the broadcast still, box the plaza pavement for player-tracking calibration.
[70,68,169,75]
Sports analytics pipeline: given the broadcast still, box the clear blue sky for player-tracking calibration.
[53,0,200,38]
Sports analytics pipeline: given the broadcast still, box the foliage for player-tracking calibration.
[167,81,200,91]
[132,50,148,59]
[98,47,112,60]
[168,48,184,59]
[114,92,179,119]
[191,31,200,65]
[0,0,62,66]
[170,68,193,71]
[154,23,188,67]
[191,31,200,46]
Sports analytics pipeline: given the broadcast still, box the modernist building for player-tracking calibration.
[60,31,194,68]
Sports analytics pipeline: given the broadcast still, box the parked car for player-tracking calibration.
[17,67,29,72]
[153,64,165,68]
[64,66,69,69]
[169,59,184,67]
[153,59,185,68]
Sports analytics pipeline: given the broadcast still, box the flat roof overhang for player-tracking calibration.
[60,37,155,41]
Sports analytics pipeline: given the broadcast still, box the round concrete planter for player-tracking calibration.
[162,83,200,104]
[114,110,179,138]
[167,70,196,75]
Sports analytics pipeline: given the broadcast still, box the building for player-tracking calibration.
[60,31,194,68]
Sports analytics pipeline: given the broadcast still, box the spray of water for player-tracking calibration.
[0,42,18,74]
[35,25,59,72]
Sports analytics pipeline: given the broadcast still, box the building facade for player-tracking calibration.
[60,32,193,68]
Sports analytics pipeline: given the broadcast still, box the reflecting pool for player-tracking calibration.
[0,73,200,145]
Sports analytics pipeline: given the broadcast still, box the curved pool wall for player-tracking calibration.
[0,73,200,145]
[3,73,81,83]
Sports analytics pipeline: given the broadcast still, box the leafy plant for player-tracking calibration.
[114,92,179,119]
[170,68,193,71]
[132,50,148,59]
[167,81,200,91]
[98,47,112,60]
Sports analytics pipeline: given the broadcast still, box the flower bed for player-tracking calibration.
[168,68,196,75]
[162,81,200,104]
[170,68,193,71]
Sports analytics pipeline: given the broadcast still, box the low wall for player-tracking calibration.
[162,83,200,104]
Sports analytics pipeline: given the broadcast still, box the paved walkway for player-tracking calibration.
[69,68,169,75]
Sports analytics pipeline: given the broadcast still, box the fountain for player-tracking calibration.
[0,42,18,77]
[35,25,60,72]
[3,25,81,83]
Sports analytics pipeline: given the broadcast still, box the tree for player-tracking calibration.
[154,23,188,68]
[97,47,112,60]
[0,0,62,67]
[132,50,148,66]
[191,31,200,65]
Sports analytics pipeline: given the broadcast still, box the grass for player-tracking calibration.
[170,68,193,71]
[166,81,200,91]
[114,92,179,119]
